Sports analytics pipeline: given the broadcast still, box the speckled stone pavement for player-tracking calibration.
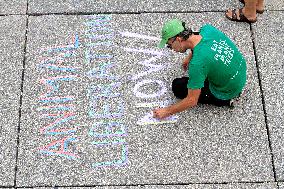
[0,0,283,188]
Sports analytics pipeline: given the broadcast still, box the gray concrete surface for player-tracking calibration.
[253,11,284,181]
[27,0,238,14]
[0,0,283,188]
[0,0,27,15]
[0,15,27,186]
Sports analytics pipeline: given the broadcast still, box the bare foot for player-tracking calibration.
[226,8,257,23]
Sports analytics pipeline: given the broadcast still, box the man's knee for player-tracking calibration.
[172,77,189,99]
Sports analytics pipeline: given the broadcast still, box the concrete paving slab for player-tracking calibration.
[252,11,284,181]
[279,182,284,189]
[0,0,27,14]
[17,13,273,186]
[266,1,284,10]
[0,15,27,186]
[27,0,237,14]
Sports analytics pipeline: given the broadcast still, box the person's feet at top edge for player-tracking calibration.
[225,0,265,23]
[239,0,265,13]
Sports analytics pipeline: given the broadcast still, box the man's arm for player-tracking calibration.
[153,88,201,119]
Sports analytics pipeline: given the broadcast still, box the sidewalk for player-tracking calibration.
[0,0,283,188]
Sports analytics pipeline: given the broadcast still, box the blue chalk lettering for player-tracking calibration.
[40,76,78,98]
[88,82,121,99]
[89,121,126,138]
[39,96,73,103]
[86,62,118,80]
[92,142,128,168]
[85,48,113,64]
[89,101,124,119]
[86,41,114,47]
[85,15,112,22]
[46,34,79,53]
[85,33,114,40]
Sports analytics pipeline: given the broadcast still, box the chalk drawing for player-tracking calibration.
[119,31,160,41]
[39,96,74,103]
[40,34,79,53]
[39,75,78,99]
[38,54,79,72]
[85,48,113,64]
[137,112,178,126]
[133,79,167,98]
[85,33,114,40]
[92,138,125,146]
[85,22,111,28]
[84,15,112,22]
[89,101,124,119]
[39,136,78,160]
[86,41,114,47]
[89,121,126,138]
[40,111,77,135]
[88,82,122,99]
[92,140,128,168]
[86,61,118,80]
[37,104,74,112]
[85,27,113,33]
[123,47,167,57]
[135,100,172,108]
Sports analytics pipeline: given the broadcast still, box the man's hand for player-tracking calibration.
[153,107,171,119]
[153,89,201,119]
[182,51,193,71]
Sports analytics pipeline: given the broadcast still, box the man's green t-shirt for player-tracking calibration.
[187,24,247,100]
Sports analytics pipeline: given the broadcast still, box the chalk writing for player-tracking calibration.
[37,34,80,159]
[84,15,128,167]
[123,41,178,125]
[133,79,167,98]
[39,136,78,160]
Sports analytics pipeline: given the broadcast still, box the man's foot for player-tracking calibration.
[225,8,257,23]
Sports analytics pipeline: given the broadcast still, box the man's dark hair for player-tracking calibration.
[176,22,193,40]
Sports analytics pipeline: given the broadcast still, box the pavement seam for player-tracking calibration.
[1,9,284,17]
[13,2,29,187]
[15,181,278,188]
[249,24,277,182]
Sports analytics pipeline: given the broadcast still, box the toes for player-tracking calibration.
[226,10,233,18]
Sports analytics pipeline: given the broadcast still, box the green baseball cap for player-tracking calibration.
[158,19,184,48]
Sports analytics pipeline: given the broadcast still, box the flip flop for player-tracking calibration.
[239,0,264,14]
[225,8,257,23]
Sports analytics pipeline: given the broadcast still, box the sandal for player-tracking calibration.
[226,8,257,23]
[239,0,264,14]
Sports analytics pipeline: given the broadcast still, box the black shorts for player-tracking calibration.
[172,77,231,107]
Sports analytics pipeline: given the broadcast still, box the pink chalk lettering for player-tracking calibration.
[39,75,78,99]
[40,111,77,135]
[39,136,78,160]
